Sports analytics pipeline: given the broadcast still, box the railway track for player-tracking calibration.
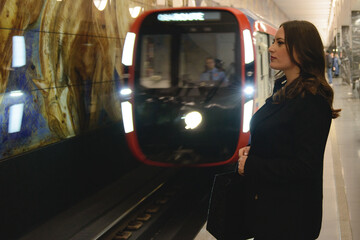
[19,165,230,240]
[99,168,218,240]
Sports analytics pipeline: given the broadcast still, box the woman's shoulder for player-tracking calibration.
[302,91,327,103]
[295,92,331,115]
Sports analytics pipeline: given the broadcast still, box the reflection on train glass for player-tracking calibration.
[12,36,26,68]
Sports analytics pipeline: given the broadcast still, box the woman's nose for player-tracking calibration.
[268,45,274,53]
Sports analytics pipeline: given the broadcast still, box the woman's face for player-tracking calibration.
[268,27,298,72]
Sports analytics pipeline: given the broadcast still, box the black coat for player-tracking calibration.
[244,92,332,240]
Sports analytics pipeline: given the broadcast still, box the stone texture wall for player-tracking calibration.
[341,25,351,84]
[351,11,360,83]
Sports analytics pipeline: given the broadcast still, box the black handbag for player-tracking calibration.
[206,171,256,240]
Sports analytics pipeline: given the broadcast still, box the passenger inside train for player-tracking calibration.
[199,57,228,86]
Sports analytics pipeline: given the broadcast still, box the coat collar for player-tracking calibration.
[250,76,289,133]
[250,99,285,133]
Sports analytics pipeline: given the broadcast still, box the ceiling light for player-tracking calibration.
[93,0,107,11]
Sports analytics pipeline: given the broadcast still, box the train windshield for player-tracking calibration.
[138,11,238,89]
[134,10,242,165]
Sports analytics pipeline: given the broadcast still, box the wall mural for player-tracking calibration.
[0,0,155,160]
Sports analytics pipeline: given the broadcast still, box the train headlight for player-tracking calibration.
[120,88,132,96]
[122,32,136,66]
[243,86,254,96]
[121,101,134,133]
[242,100,253,133]
[182,111,202,130]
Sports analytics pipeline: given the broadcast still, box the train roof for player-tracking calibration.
[132,7,277,36]
[238,8,277,35]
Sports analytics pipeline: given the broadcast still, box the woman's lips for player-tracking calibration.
[271,56,276,61]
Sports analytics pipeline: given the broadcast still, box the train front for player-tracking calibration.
[121,8,255,166]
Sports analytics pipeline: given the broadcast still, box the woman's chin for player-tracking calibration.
[269,63,280,70]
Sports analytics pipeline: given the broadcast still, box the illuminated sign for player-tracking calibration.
[157,12,221,22]
[158,12,204,22]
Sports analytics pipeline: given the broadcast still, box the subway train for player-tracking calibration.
[120,7,277,167]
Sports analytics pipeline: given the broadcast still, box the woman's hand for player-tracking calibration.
[238,146,250,175]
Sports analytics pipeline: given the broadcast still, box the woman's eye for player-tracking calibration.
[272,40,284,46]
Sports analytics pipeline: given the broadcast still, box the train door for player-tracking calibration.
[254,32,272,110]
[268,34,276,84]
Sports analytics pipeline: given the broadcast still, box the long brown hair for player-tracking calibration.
[272,20,341,118]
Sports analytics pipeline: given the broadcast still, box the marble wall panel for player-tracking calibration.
[352,11,360,82]
[0,0,44,105]
[341,25,351,84]
[0,0,134,159]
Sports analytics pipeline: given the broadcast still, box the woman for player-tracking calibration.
[237,21,341,240]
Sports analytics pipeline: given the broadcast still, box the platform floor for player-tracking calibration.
[195,78,359,240]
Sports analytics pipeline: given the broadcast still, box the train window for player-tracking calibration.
[137,10,239,91]
[254,32,272,107]
[140,35,171,88]
[179,32,235,88]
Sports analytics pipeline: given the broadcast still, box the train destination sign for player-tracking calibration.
[157,12,221,22]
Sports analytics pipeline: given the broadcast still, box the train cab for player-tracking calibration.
[120,7,277,167]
